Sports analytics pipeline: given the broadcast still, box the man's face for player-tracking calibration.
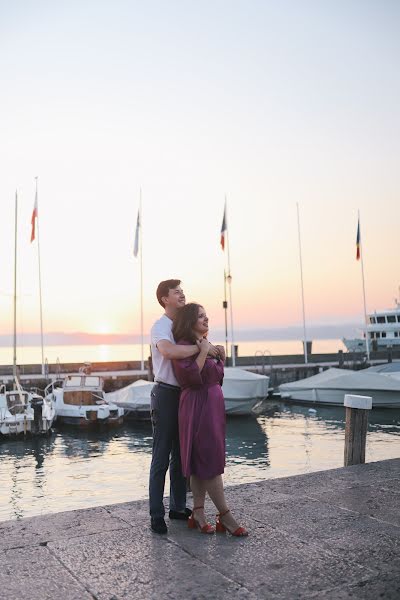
[163,286,186,310]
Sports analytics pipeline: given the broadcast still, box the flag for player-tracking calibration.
[220,205,227,250]
[133,210,140,257]
[30,193,38,243]
[356,218,360,260]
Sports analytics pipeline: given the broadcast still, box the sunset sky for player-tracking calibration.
[1,1,399,343]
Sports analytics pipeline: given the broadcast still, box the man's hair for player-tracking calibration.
[156,279,181,308]
[172,303,202,344]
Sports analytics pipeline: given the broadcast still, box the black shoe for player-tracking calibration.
[169,508,192,521]
[151,517,167,534]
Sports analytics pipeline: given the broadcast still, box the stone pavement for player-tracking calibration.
[0,458,399,599]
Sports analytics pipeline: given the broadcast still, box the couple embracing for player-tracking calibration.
[149,279,248,537]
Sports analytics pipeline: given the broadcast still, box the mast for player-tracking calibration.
[225,197,235,366]
[223,269,228,359]
[139,189,144,371]
[358,210,370,361]
[35,177,45,375]
[13,191,18,379]
[296,203,308,364]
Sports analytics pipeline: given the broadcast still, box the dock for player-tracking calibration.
[1,457,399,599]
[1,348,399,392]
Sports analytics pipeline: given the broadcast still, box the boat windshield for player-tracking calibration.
[64,376,101,388]
[6,392,28,415]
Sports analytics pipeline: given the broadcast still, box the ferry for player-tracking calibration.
[343,301,400,352]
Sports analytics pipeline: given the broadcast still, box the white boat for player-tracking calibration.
[106,368,270,419]
[0,193,56,437]
[105,379,154,420]
[0,382,55,437]
[343,300,400,352]
[45,373,124,428]
[279,367,400,408]
[222,367,270,415]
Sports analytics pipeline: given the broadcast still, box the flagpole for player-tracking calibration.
[358,210,370,361]
[296,203,308,364]
[139,189,144,371]
[225,197,235,367]
[35,177,45,376]
[13,191,18,380]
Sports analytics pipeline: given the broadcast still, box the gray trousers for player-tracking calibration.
[148,384,187,518]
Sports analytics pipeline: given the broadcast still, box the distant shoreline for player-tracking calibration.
[0,324,361,347]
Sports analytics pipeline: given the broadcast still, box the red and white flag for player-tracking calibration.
[220,204,227,251]
[30,193,38,243]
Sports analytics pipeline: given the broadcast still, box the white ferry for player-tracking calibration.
[343,301,400,352]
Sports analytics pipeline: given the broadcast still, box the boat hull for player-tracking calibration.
[280,387,400,408]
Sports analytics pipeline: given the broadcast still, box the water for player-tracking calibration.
[0,339,345,366]
[1,402,399,522]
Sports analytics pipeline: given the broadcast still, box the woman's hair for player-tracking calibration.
[172,303,203,343]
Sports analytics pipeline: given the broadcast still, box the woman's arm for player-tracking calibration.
[195,338,211,372]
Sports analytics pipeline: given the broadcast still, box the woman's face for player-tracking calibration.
[193,306,209,338]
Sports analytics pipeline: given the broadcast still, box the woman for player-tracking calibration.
[172,303,248,536]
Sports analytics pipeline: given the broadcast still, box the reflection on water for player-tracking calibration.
[1,405,399,522]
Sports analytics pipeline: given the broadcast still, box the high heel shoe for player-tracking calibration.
[216,509,248,537]
[187,506,215,534]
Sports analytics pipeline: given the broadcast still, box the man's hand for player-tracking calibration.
[215,345,226,361]
[207,343,225,360]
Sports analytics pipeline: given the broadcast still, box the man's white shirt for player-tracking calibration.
[150,314,179,386]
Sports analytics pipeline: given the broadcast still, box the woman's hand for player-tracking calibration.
[197,338,210,354]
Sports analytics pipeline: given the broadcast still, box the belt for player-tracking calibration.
[155,381,181,391]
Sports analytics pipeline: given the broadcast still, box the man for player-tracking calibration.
[149,279,223,534]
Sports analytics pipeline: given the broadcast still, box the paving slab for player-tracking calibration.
[0,457,399,599]
[47,527,256,600]
[0,505,129,551]
[0,545,93,600]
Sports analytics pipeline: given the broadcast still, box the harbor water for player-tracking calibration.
[1,401,399,522]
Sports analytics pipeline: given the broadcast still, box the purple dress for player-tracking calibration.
[172,344,225,480]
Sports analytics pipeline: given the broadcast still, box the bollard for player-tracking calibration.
[343,394,372,466]
[147,355,154,381]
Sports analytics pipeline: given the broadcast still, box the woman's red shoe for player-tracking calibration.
[188,506,215,534]
[216,510,248,537]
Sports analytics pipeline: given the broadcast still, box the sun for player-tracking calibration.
[95,324,113,335]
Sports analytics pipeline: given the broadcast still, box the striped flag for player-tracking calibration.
[133,210,140,257]
[220,204,227,250]
[356,218,360,260]
[30,192,38,243]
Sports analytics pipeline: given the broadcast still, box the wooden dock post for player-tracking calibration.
[344,394,372,466]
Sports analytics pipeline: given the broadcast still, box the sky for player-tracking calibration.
[0,0,399,343]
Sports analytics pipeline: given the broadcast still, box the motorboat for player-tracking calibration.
[45,374,124,427]
[106,368,270,419]
[279,367,400,408]
[343,300,400,352]
[222,367,270,415]
[105,379,153,420]
[0,381,56,437]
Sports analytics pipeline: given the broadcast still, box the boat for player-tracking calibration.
[222,367,270,415]
[0,192,56,438]
[279,367,400,408]
[0,381,55,437]
[106,368,270,419]
[105,379,154,420]
[343,300,400,352]
[45,372,124,427]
